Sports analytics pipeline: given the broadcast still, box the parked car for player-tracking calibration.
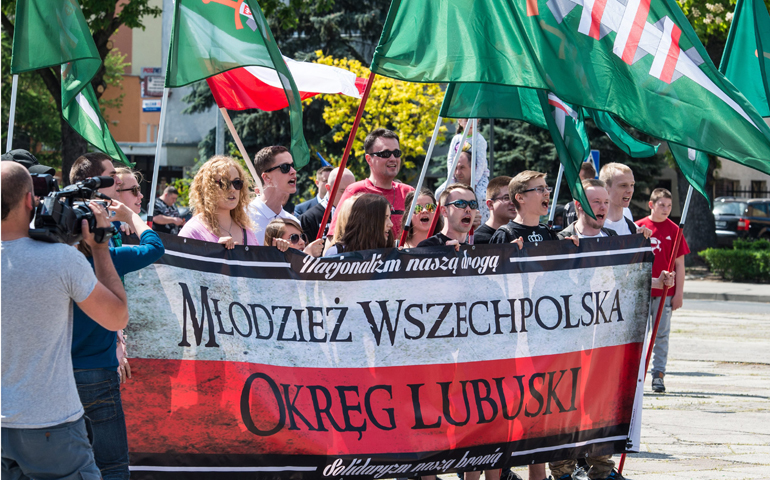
[713,197,770,247]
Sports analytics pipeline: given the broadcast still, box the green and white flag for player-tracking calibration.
[439,83,547,129]
[669,144,710,205]
[11,0,128,165]
[166,0,309,168]
[537,91,594,218]
[371,0,770,177]
[583,109,659,158]
[719,0,770,117]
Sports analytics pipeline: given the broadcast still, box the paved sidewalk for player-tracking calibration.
[683,279,770,303]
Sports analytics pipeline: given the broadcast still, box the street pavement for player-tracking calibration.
[683,279,770,303]
[439,298,770,480]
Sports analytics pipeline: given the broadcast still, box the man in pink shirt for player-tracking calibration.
[328,128,414,239]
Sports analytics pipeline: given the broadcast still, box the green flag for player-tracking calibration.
[439,83,547,129]
[669,143,710,205]
[371,0,770,177]
[719,0,770,117]
[584,109,659,158]
[11,0,128,166]
[537,91,594,218]
[166,0,309,168]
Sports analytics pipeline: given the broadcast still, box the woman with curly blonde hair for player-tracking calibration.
[179,155,258,248]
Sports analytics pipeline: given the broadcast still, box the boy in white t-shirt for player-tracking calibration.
[598,162,652,238]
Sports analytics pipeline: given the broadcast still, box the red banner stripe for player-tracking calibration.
[124,343,641,457]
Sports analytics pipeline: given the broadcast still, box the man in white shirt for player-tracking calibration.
[598,162,651,238]
[248,146,300,245]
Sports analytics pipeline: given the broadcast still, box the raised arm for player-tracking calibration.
[76,203,129,331]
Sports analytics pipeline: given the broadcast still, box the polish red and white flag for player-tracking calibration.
[207,56,367,111]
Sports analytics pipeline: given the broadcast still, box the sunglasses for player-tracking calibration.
[369,149,402,159]
[414,203,436,213]
[287,233,309,245]
[218,178,244,191]
[445,199,479,210]
[522,186,553,195]
[264,163,294,174]
[117,185,141,197]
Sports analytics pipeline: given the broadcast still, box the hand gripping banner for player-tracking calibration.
[123,234,652,477]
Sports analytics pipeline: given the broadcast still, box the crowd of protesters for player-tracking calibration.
[1,123,684,480]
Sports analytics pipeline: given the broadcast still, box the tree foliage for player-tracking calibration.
[1,0,161,182]
[311,52,447,183]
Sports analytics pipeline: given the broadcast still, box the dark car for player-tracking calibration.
[713,197,770,247]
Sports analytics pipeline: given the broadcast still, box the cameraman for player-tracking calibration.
[69,156,165,480]
[70,152,123,244]
[1,162,129,477]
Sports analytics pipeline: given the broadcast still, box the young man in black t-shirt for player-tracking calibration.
[418,183,478,248]
[474,176,515,245]
[490,171,560,244]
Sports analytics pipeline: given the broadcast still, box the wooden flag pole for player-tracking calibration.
[219,107,262,192]
[399,115,443,246]
[618,184,694,474]
[146,87,170,227]
[547,163,565,227]
[428,121,471,237]
[5,75,19,153]
[315,70,376,241]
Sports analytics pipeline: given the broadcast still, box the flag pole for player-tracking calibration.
[399,115,443,246]
[5,75,19,153]
[469,119,478,241]
[219,107,262,192]
[547,163,565,227]
[427,121,471,237]
[618,184,694,474]
[146,87,170,227]
[316,70,376,241]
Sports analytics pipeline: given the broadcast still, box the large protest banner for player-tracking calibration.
[123,234,652,477]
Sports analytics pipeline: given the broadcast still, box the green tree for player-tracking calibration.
[1,0,161,183]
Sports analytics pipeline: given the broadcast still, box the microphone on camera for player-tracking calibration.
[81,176,115,189]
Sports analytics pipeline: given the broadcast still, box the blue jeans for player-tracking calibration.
[2,416,101,479]
[74,369,129,480]
[649,296,673,377]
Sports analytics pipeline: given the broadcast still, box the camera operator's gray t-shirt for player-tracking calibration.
[1,237,97,428]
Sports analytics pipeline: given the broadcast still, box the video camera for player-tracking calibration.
[30,174,118,245]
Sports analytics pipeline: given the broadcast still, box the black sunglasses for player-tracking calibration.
[218,178,244,191]
[445,199,479,210]
[288,233,309,245]
[265,163,294,174]
[369,149,402,159]
[117,185,141,197]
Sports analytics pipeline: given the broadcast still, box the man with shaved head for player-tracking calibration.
[1,162,129,477]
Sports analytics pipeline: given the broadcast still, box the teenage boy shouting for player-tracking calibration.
[490,171,577,246]
[418,183,478,248]
[636,188,689,393]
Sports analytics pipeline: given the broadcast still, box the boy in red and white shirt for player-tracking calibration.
[636,188,690,393]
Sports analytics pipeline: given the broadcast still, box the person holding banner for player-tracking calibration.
[248,146,301,244]
[329,128,414,239]
[179,155,258,248]
[264,218,324,256]
[325,194,394,255]
[399,189,443,248]
[598,163,651,239]
[562,162,597,229]
[474,176,514,244]
[490,171,561,245]
[636,188,689,393]
[417,183,476,248]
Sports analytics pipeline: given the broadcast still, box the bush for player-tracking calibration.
[699,241,770,282]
